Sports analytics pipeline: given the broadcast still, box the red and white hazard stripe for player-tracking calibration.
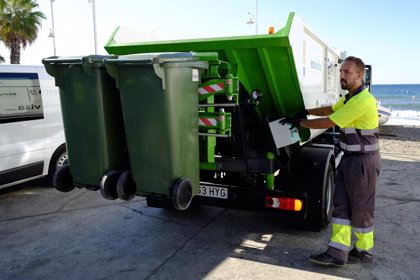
[199,118,217,127]
[198,83,224,95]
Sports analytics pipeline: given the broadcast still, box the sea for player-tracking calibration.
[371,84,420,126]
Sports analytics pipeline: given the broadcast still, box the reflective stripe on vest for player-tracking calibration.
[340,127,379,153]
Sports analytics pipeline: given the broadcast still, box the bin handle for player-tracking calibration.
[153,63,166,90]
[105,59,153,64]
[105,55,155,64]
[42,57,84,65]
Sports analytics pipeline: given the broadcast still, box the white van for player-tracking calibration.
[0,65,66,189]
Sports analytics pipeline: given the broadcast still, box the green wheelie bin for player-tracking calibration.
[105,53,208,210]
[43,55,130,200]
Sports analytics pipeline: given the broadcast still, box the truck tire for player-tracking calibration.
[321,164,335,228]
[47,144,68,186]
[300,162,335,231]
[283,146,335,231]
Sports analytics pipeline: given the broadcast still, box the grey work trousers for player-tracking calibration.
[327,151,382,261]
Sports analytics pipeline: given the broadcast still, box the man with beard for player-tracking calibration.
[281,56,381,267]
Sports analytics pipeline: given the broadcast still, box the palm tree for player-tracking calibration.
[1,37,5,62]
[0,13,5,63]
[0,0,46,64]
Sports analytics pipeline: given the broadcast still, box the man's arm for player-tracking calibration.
[281,105,336,129]
[307,106,334,117]
[300,117,336,129]
[299,106,336,129]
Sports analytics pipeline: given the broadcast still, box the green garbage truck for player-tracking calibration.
[46,12,352,231]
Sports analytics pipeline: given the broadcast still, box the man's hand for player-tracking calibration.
[279,117,301,129]
[279,109,309,129]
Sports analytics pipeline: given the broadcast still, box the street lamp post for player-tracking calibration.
[246,0,258,34]
[255,0,258,35]
[48,0,56,56]
[88,0,98,54]
[246,12,256,34]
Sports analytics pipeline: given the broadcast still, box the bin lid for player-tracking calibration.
[105,52,216,65]
[43,55,116,66]
[82,55,116,66]
[42,56,84,65]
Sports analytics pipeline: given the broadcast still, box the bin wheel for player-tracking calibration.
[53,164,74,192]
[172,177,193,210]
[117,171,137,201]
[100,171,121,200]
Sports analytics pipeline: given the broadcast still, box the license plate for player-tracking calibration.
[197,185,228,199]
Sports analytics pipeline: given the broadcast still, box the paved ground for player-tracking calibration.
[1,127,419,280]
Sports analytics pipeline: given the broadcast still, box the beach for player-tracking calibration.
[379,124,420,157]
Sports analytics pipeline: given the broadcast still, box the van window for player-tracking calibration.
[0,72,43,124]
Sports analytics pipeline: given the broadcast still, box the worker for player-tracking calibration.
[281,56,381,267]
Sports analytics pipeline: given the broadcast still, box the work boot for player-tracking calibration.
[347,248,373,264]
[309,252,347,267]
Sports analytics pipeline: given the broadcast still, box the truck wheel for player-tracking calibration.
[54,164,74,192]
[321,164,335,227]
[47,144,68,186]
[117,171,137,201]
[284,146,335,231]
[171,177,193,210]
[303,162,335,231]
[100,170,120,200]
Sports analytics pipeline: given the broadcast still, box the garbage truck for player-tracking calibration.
[44,12,350,231]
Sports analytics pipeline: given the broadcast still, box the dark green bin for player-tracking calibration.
[105,53,208,209]
[43,55,129,194]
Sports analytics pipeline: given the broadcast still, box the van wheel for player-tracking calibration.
[47,144,68,186]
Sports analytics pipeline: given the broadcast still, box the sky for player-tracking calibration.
[1,0,419,84]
